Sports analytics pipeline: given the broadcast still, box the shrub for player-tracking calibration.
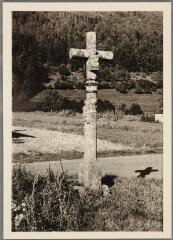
[98,81,112,89]
[135,80,156,94]
[116,82,128,94]
[126,80,135,90]
[41,91,83,113]
[141,114,155,122]
[119,103,127,111]
[129,103,143,115]
[97,99,115,113]
[55,80,74,90]
[75,81,85,90]
[57,64,70,76]
[12,166,35,202]
[13,91,116,114]
[12,167,102,231]
[41,92,115,114]
[12,167,80,231]
[151,71,163,88]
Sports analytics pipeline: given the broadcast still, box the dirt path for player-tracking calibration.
[14,154,163,179]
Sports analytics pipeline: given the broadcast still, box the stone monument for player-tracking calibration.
[69,32,113,190]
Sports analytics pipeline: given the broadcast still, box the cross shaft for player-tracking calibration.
[69,32,113,190]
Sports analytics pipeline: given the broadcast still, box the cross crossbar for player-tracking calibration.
[69,32,113,80]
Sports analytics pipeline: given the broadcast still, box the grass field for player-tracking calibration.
[32,89,162,114]
[13,111,163,149]
[13,111,163,163]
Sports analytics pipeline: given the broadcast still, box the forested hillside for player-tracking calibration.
[12,11,163,103]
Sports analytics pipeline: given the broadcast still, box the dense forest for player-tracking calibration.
[12,11,163,105]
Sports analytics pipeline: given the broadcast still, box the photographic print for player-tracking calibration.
[3,2,171,239]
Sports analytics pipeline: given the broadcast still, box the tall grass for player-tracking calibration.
[12,166,163,232]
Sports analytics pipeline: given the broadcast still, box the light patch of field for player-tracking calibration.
[13,111,163,153]
[13,126,131,155]
[13,111,84,134]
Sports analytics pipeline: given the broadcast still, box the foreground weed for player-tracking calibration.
[12,167,163,231]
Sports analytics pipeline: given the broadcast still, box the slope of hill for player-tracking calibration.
[12,11,163,102]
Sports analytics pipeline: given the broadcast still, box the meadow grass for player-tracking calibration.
[13,111,163,154]
[12,167,163,231]
[32,89,161,114]
[13,148,163,164]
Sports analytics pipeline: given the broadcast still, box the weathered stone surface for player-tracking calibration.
[98,50,113,60]
[102,184,111,197]
[69,31,113,81]
[86,32,96,52]
[78,86,101,190]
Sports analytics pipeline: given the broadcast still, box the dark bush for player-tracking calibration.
[97,99,115,113]
[41,91,83,113]
[12,166,35,202]
[58,64,70,76]
[134,89,143,94]
[13,89,116,114]
[126,80,135,90]
[116,82,128,94]
[141,114,155,122]
[98,81,112,89]
[119,103,127,111]
[55,80,74,90]
[135,80,156,94]
[129,103,144,115]
[120,89,128,94]
[41,91,115,114]
[151,71,163,88]
[75,81,85,90]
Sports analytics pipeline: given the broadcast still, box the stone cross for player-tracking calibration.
[69,32,113,190]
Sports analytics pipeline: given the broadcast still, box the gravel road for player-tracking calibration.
[14,154,162,179]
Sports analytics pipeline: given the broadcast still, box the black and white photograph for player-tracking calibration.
[3,2,172,239]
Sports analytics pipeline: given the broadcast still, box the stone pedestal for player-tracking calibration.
[78,80,101,190]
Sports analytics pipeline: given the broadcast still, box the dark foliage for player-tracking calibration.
[141,114,155,122]
[97,99,115,113]
[41,91,84,113]
[13,89,146,117]
[34,90,115,113]
[129,103,144,115]
[12,11,163,100]
[135,80,156,94]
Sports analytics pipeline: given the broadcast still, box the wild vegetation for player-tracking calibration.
[12,166,162,231]
[13,88,162,115]
[12,11,163,108]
